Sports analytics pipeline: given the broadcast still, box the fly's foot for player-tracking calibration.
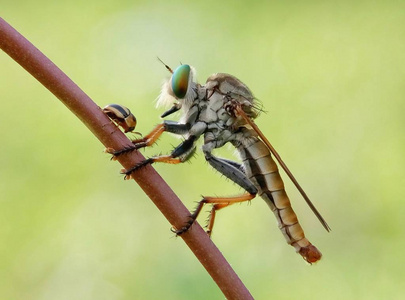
[171,200,206,236]
[120,158,154,179]
[171,216,196,236]
[105,144,142,161]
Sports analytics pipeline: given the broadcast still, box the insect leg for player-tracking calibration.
[215,158,246,174]
[205,193,256,236]
[106,123,166,158]
[173,193,256,236]
[174,143,258,235]
[107,121,191,159]
[204,152,257,194]
[160,103,181,118]
[122,135,197,179]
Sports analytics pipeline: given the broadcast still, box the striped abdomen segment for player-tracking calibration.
[239,138,322,263]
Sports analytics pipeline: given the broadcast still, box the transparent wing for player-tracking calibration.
[236,105,331,232]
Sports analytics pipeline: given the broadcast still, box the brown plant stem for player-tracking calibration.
[0,17,254,299]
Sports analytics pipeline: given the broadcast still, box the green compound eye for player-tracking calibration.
[171,64,190,99]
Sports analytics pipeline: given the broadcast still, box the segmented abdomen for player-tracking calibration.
[238,138,322,263]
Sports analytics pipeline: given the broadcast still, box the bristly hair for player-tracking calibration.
[251,97,266,118]
[155,79,175,109]
[155,65,198,110]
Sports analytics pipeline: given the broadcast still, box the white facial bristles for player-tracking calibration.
[156,79,176,109]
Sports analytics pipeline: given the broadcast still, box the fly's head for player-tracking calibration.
[156,62,198,117]
[171,64,192,99]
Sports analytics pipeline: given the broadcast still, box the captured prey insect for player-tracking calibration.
[104,61,330,263]
[103,104,138,133]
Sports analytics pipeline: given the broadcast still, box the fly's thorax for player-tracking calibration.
[197,91,232,125]
[205,73,253,101]
[205,73,258,119]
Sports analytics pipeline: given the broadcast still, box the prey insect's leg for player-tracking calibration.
[174,193,256,236]
[122,135,197,179]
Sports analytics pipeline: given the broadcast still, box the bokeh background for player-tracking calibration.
[1,1,404,299]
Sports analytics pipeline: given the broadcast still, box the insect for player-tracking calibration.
[103,104,137,133]
[105,61,330,263]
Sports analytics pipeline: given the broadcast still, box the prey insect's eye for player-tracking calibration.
[171,64,190,99]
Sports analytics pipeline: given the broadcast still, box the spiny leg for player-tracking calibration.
[203,150,257,196]
[174,192,256,236]
[106,123,166,159]
[122,135,197,179]
[171,146,259,236]
[122,155,182,179]
[107,120,193,159]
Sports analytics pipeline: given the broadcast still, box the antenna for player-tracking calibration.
[157,57,173,74]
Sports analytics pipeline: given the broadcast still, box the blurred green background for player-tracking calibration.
[1,1,404,299]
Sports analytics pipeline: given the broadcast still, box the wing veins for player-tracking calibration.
[236,105,331,232]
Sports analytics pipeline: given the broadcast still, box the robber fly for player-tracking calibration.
[105,61,330,263]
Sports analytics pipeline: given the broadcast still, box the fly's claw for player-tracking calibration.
[171,217,195,236]
[102,148,117,161]
[121,169,134,180]
[113,145,140,157]
[171,205,202,236]
[120,158,154,180]
[105,145,140,161]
